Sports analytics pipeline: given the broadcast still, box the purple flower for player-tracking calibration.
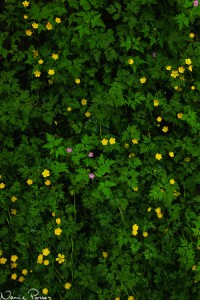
[194,0,198,6]
[66,148,72,153]
[88,152,94,157]
[89,173,95,179]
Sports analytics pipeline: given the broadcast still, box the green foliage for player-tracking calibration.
[0,0,200,299]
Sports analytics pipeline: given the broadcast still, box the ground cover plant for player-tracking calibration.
[0,0,200,299]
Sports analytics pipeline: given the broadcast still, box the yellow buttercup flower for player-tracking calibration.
[38,59,43,64]
[0,183,5,189]
[155,153,162,160]
[162,126,169,133]
[52,53,59,60]
[22,1,29,7]
[165,66,172,70]
[67,107,72,111]
[101,138,108,145]
[45,180,51,186]
[42,169,50,177]
[124,143,129,148]
[128,59,134,65]
[132,224,139,231]
[185,58,192,65]
[154,99,159,106]
[81,99,87,105]
[56,218,61,224]
[11,262,17,268]
[128,296,135,300]
[171,70,179,78]
[190,33,195,38]
[11,273,17,280]
[42,248,50,256]
[188,65,193,72]
[109,138,116,145]
[157,212,163,218]
[11,255,18,262]
[178,66,185,73]
[33,50,39,57]
[24,15,28,19]
[157,116,162,122]
[27,179,33,185]
[140,77,146,84]
[155,207,161,213]
[32,23,38,29]
[56,254,65,264]
[85,111,91,117]
[132,139,138,144]
[37,254,43,264]
[34,70,41,77]
[22,269,28,275]
[133,187,138,192]
[55,228,62,235]
[75,78,81,84]
[55,17,61,23]
[177,112,183,119]
[46,22,53,30]
[143,232,148,237]
[48,69,55,75]
[0,257,7,264]
[43,260,49,265]
[170,179,175,185]
[169,152,174,157]
[64,282,72,290]
[26,29,33,36]
[52,212,56,217]
[43,289,48,295]
[11,209,17,215]
[147,207,152,212]
[18,276,25,283]
[191,86,196,90]
[102,252,108,258]
[132,230,138,236]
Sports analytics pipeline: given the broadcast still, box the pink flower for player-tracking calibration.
[66,148,72,153]
[88,152,94,157]
[89,173,95,179]
[194,0,198,6]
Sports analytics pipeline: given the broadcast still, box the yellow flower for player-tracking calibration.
[132,230,138,236]
[171,70,179,78]
[38,59,43,64]
[190,33,195,38]
[132,139,138,144]
[11,273,17,280]
[52,53,59,60]
[140,77,146,83]
[0,257,7,264]
[162,126,169,133]
[128,297,135,300]
[11,262,17,268]
[32,23,38,29]
[169,152,174,157]
[42,248,50,256]
[45,180,51,186]
[43,288,48,295]
[56,254,65,264]
[129,153,136,157]
[18,276,25,283]
[173,190,180,197]
[67,107,72,111]
[157,212,163,218]
[75,78,81,84]
[56,218,61,224]
[154,99,159,106]
[46,22,53,30]
[48,69,55,75]
[133,187,138,192]
[11,209,17,215]
[26,30,33,36]
[115,297,120,300]
[143,232,148,237]
[0,182,5,189]
[34,70,41,77]
[37,254,43,264]
[55,228,62,235]
[109,138,116,145]
[102,252,108,258]
[64,282,72,290]
[157,116,162,122]
[85,111,91,117]
[24,15,28,19]
[147,207,151,212]
[55,17,61,23]
[11,255,18,262]
[170,179,175,185]
[43,260,49,265]
[132,224,139,231]
[191,86,196,90]
[33,50,39,57]
[155,207,161,213]
[177,112,183,119]
[192,265,197,271]
[52,212,56,217]
[188,65,193,72]
[27,179,33,185]
[165,66,172,70]
[155,153,162,160]
[81,99,87,105]
[101,138,108,145]
[178,66,185,73]
[128,59,134,65]
[124,143,129,148]
[42,169,50,177]
[22,1,29,7]
[185,58,192,65]
[22,269,28,275]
